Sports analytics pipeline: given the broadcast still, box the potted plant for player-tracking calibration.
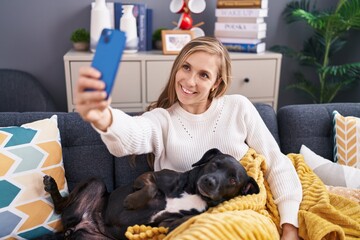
[70,28,90,51]
[152,27,168,50]
[270,0,360,103]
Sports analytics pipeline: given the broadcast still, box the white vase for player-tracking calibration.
[120,5,138,53]
[90,0,111,52]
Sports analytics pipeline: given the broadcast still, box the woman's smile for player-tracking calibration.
[181,85,196,95]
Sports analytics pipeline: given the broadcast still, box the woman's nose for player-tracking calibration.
[186,73,197,85]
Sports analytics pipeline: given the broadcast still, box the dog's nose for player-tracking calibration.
[203,176,217,189]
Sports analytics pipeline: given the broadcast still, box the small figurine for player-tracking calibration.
[170,0,206,37]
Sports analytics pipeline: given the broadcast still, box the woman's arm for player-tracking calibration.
[240,98,302,230]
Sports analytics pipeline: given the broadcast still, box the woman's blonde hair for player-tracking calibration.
[147,36,231,111]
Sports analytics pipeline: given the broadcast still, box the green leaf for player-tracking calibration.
[287,72,319,102]
[337,0,360,29]
[270,45,319,66]
[302,35,325,65]
[269,45,298,58]
[283,0,315,23]
[292,9,326,30]
[321,62,360,77]
[322,82,344,103]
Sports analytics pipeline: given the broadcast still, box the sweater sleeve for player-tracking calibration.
[241,99,302,228]
[93,107,166,158]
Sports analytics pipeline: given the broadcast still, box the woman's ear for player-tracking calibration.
[212,78,222,91]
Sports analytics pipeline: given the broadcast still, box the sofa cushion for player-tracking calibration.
[0,116,67,239]
[0,112,116,192]
[333,110,360,168]
[300,144,360,189]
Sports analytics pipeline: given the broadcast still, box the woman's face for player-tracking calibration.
[175,51,221,114]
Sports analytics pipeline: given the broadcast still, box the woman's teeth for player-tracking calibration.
[182,87,194,94]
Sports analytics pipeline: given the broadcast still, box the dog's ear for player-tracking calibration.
[241,177,260,195]
[192,148,222,167]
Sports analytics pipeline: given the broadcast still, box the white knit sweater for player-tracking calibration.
[97,94,302,228]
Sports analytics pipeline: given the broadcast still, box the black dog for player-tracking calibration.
[42,148,259,239]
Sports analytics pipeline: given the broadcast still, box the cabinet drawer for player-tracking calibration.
[227,59,276,98]
[146,60,173,102]
[69,61,142,104]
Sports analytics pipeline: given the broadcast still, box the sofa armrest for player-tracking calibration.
[254,103,280,146]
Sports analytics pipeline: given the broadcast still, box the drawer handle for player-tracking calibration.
[244,78,250,83]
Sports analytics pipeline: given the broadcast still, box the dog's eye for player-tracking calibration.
[229,178,237,185]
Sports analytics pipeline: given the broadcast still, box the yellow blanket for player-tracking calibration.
[126,149,360,240]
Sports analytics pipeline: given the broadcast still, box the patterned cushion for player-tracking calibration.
[0,115,68,239]
[333,110,360,168]
[300,144,360,189]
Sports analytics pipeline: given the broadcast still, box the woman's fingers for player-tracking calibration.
[75,89,107,105]
[77,72,105,91]
[75,66,106,104]
[79,66,101,79]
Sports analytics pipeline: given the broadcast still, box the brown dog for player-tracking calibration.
[42,148,259,239]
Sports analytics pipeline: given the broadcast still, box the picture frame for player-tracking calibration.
[161,30,194,55]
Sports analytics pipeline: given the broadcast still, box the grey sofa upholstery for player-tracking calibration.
[0,69,57,112]
[0,102,359,238]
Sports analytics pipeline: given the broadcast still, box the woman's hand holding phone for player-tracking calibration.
[75,66,113,132]
[75,29,126,131]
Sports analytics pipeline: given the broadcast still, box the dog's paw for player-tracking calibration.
[43,175,58,193]
[64,228,74,239]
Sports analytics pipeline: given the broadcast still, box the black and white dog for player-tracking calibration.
[42,148,259,239]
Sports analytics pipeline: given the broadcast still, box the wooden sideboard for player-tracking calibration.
[64,50,282,112]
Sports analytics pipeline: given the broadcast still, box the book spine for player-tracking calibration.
[217,0,268,9]
[114,2,123,30]
[217,17,265,23]
[222,42,265,53]
[137,4,147,51]
[146,8,153,50]
[215,22,266,31]
[217,37,261,44]
[215,29,266,39]
[215,8,268,17]
[114,3,147,51]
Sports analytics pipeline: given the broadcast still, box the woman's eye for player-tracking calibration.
[182,64,190,71]
[200,72,209,79]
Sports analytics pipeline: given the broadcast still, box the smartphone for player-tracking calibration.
[91,28,126,99]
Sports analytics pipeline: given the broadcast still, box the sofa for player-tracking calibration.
[1,102,359,239]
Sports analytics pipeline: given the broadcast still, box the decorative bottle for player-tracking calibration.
[90,0,111,52]
[120,5,138,53]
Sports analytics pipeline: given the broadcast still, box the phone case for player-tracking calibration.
[91,28,126,98]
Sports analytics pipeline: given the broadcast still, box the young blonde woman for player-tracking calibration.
[75,36,302,239]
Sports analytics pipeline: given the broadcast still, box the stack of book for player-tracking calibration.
[214,0,268,53]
